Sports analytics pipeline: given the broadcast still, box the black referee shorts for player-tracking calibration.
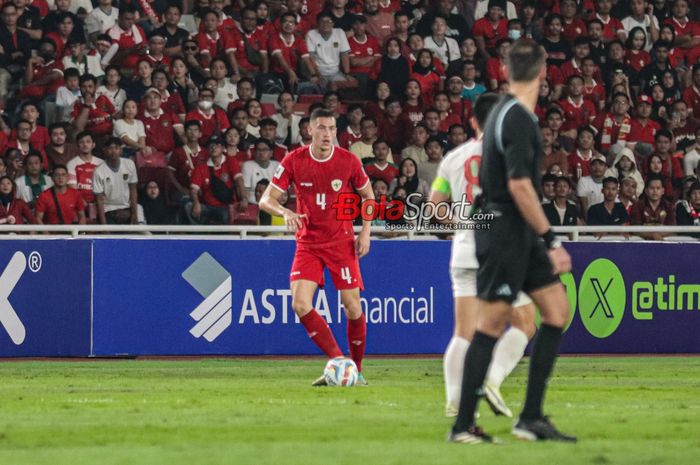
[475,208,560,303]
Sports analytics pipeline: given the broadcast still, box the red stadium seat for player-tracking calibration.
[261,103,276,117]
[297,95,324,104]
[293,102,311,116]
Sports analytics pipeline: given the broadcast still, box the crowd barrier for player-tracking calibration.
[0,239,698,356]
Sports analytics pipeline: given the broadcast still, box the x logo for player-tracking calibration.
[0,252,26,345]
[589,277,615,319]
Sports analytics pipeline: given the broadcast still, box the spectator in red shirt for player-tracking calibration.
[15,102,50,161]
[595,0,625,42]
[593,92,633,152]
[141,88,184,155]
[103,5,147,68]
[648,129,684,200]
[0,176,36,225]
[45,12,75,59]
[682,63,700,118]
[168,120,209,203]
[35,164,86,225]
[568,125,601,182]
[668,99,699,152]
[472,0,508,60]
[185,87,230,143]
[349,15,382,96]
[20,38,64,100]
[257,118,288,162]
[561,37,603,84]
[560,0,587,43]
[377,96,413,154]
[363,0,395,44]
[187,136,244,225]
[664,0,700,52]
[410,49,442,107]
[626,27,652,72]
[486,38,510,91]
[433,92,462,133]
[630,173,676,239]
[235,7,270,79]
[559,75,598,133]
[338,104,364,150]
[365,139,399,185]
[71,73,115,138]
[269,12,321,93]
[581,56,607,111]
[629,94,661,145]
[195,8,239,72]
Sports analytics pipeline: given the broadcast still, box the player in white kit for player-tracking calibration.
[429,93,536,418]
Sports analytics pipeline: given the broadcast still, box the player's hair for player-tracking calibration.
[541,173,557,185]
[260,118,277,128]
[555,176,572,188]
[577,125,596,138]
[646,173,665,187]
[255,138,274,150]
[544,14,563,27]
[372,139,389,149]
[425,136,444,148]
[237,77,255,88]
[120,4,137,15]
[567,74,584,85]
[506,40,546,83]
[602,176,619,188]
[48,122,69,134]
[256,178,271,188]
[360,116,376,126]
[587,18,604,29]
[76,131,93,142]
[24,151,43,164]
[184,120,202,130]
[394,11,409,20]
[165,4,182,14]
[372,178,389,189]
[15,119,32,130]
[448,124,465,133]
[310,108,335,122]
[472,93,499,129]
[104,137,123,147]
[52,164,68,173]
[688,181,700,195]
[279,12,296,23]
[200,8,218,20]
[299,117,310,126]
[655,129,673,141]
[79,73,97,86]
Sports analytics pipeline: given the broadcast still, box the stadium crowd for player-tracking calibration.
[0,0,699,237]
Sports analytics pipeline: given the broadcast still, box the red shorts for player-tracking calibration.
[290,240,364,290]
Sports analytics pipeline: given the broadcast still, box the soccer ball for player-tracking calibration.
[323,357,358,387]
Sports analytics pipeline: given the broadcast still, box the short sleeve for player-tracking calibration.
[305,31,316,54]
[191,164,206,189]
[67,161,77,185]
[127,160,138,184]
[271,154,293,192]
[501,107,536,180]
[350,156,370,190]
[338,29,350,54]
[227,157,242,177]
[92,170,105,195]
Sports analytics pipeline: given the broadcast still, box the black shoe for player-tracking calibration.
[447,425,497,444]
[512,416,577,442]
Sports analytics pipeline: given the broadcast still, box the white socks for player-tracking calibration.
[443,336,469,407]
[443,327,530,407]
[486,327,529,388]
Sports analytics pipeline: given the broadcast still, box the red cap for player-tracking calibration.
[637,95,652,105]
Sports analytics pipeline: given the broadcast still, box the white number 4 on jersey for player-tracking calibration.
[340,267,352,284]
[316,193,326,210]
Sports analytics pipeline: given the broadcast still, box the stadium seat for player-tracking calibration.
[261,103,276,117]
[293,102,311,115]
[297,95,324,104]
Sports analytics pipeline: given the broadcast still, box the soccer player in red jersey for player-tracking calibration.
[260,108,375,386]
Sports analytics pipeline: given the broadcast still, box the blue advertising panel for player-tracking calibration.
[561,242,700,353]
[0,241,92,356]
[91,239,454,355]
[92,239,700,356]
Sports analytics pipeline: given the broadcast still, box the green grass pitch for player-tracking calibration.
[0,357,699,464]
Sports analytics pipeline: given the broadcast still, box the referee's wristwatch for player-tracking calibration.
[541,229,562,250]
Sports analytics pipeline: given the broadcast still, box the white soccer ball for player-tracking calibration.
[323,357,358,387]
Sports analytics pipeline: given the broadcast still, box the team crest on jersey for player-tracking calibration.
[331,179,342,191]
[123,173,129,181]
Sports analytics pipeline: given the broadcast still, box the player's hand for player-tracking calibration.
[355,232,370,258]
[283,211,306,232]
[548,247,571,274]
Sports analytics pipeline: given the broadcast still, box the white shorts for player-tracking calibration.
[450,267,533,307]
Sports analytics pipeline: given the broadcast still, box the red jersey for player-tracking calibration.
[10,125,50,156]
[107,23,147,49]
[472,18,508,50]
[626,49,651,72]
[348,35,381,74]
[234,29,269,72]
[629,118,660,145]
[596,14,624,41]
[582,79,606,108]
[269,33,309,75]
[35,187,85,224]
[190,157,243,207]
[437,112,463,133]
[20,59,63,99]
[169,144,209,188]
[67,155,103,204]
[682,85,700,117]
[558,97,596,131]
[45,32,69,58]
[185,108,230,143]
[71,96,115,136]
[141,109,182,154]
[272,145,370,246]
[664,17,700,39]
[403,102,425,125]
[486,57,507,86]
[561,18,587,43]
[161,91,185,117]
[450,99,472,125]
[409,71,441,106]
[195,31,237,58]
[567,150,594,182]
[364,161,398,186]
[338,126,361,150]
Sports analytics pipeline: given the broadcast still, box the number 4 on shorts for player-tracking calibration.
[316,193,326,210]
[340,267,352,284]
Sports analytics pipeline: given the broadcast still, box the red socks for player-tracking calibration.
[347,313,367,372]
[300,309,343,358]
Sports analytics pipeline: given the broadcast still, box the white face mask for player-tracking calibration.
[198,100,213,111]
[508,29,522,40]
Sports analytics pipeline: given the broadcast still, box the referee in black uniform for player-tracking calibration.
[449,40,576,444]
